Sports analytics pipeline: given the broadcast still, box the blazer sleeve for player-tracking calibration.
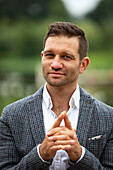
[67,146,113,170]
[67,114,113,169]
[0,110,49,170]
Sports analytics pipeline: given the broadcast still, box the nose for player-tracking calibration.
[51,56,63,70]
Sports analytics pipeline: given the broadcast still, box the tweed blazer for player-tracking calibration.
[0,86,113,170]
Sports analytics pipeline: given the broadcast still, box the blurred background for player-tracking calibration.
[0,0,113,115]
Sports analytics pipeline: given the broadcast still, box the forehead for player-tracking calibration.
[44,36,79,53]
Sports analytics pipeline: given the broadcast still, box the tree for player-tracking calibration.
[86,0,113,24]
[0,0,69,21]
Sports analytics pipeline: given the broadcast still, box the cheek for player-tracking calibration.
[69,66,80,79]
[42,60,51,72]
[42,59,47,67]
[41,60,46,71]
[68,63,80,73]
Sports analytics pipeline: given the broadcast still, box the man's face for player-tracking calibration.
[41,36,83,88]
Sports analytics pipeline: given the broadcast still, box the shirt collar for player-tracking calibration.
[43,83,80,110]
[43,83,53,109]
[69,84,80,109]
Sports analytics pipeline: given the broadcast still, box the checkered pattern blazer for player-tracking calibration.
[0,86,113,170]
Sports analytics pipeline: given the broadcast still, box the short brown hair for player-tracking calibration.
[43,22,88,60]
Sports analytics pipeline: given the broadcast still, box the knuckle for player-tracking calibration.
[65,135,69,140]
[59,131,62,135]
[62,126,66,130]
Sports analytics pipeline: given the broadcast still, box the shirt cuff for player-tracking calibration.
[37,144,52,165]
[77,146,85,163]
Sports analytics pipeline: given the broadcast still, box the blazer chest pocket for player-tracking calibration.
[86,134,107,158]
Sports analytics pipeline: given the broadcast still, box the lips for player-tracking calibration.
[49,72,65,77]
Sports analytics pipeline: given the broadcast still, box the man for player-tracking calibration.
[0,22,113,170]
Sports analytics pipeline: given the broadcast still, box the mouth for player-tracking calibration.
[49,72,65,77]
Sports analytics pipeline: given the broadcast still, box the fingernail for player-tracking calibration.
[73,134,76,139]
[58,113,63,119]
[48,136,53,140]
[47,131,51,135]
[60,145,63,149]
[73,129,76,132]
[71,140,74,144]
[62,111,66,116]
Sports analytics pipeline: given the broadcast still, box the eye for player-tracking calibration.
[44,53,54,59]
[64,55,73,60]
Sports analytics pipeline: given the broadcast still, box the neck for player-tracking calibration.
[46,83,77,116]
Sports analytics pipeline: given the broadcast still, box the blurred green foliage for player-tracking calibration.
[0,0,69,20]
[87,0,113,24]
[0,18,113,72]
[0,0,113,114]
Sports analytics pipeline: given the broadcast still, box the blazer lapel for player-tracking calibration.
[28,86,45,145]
[27,86,95,147]
[77,87,95,147]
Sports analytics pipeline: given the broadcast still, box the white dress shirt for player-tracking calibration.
[37,84,85,169]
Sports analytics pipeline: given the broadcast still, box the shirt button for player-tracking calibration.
[55,156,59,160]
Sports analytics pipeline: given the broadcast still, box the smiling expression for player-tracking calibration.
[42,36,86,89]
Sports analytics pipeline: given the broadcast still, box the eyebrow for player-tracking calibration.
[43,50,53,54]
[43,50,75,58]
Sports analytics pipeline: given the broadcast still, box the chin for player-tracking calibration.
[47,81,67,87]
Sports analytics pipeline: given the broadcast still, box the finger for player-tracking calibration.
[73,128,76,133]
[47,126,65,136]
[39,136,56,160]
[47,111,66,136]
[53,128,76,139]
[51,144,71,150]
[54,139,75,146]
[48,134,71,141]
[64,113,72,130]
[48,129,76,141]
[52,111,66,128]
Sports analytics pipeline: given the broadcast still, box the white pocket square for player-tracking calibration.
[88,135,102,140]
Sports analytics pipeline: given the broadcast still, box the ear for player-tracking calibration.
[79,57,89,74]
[41,51,44,58]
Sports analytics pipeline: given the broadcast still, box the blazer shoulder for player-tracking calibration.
[80,86,113,115]
[1,86,44,118]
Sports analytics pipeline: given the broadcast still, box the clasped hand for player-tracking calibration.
[39,111,82,162]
